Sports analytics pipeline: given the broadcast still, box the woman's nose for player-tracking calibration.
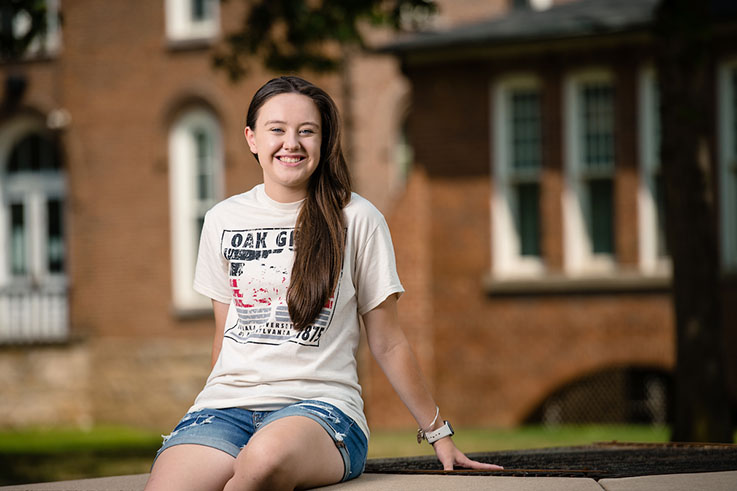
[283,131,300,150]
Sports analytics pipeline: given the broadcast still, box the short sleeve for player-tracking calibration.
[354,214,404,315]
[193,210,232,304]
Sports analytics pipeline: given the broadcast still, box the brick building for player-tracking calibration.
[377,0,737,428]
[0,0,733,433]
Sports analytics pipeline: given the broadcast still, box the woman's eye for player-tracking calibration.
[269,128,284,133]
[300,128,316,135]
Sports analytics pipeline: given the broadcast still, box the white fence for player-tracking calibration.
[0,287,68,343]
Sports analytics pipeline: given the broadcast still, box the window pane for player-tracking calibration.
[516,182,541,257]
[588,178,614,254]
[47,199,65,273]
[193,128,214,201]
[581,83,615,172]
[8,133,60,174]
[191,0,210,21]
[10,203,27,276]
[510,89,542,174]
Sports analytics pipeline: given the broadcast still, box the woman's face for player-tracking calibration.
[245,92,322,203]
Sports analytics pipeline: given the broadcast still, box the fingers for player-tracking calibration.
[463,460,505,471]
[455,455,504,471]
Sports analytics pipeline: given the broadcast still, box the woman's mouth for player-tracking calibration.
[277,155,305,166]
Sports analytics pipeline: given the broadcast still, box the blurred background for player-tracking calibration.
[0,0,735,485]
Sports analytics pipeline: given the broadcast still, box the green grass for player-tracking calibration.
[367,424,671,458]
[0,424,676,485]
[0,424,162,454]
[0,425,162,486]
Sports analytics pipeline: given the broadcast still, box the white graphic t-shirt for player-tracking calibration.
[190,184,404,439]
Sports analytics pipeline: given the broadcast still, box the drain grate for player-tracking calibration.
[364,441,737,480]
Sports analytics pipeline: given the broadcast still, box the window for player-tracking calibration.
[169,108,223,312]
[492,76,544,278]
[3,132,65,280]
[0,116,68,342]
[563,70,616,274]
[11,0,62,57]
[718,60,737,272]
[638,67,670,275]
[165,0,220,43]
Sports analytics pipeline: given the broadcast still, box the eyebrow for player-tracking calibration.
[263,120,320,127]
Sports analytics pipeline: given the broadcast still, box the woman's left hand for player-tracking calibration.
[432,438,504,471]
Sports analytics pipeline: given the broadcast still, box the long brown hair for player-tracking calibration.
[246,76,352,331]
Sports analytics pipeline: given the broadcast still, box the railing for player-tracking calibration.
[0,286,68,344]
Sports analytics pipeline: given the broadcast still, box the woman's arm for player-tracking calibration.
[210,300,230,368]
[363,294,502,471]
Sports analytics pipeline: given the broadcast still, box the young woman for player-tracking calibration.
[145,76,502,491]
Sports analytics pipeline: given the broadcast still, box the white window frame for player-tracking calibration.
[718,59,737,272]
[563,69,617,276]
[637,66,671,276]
[491,74,545,279]
[0,115,66,288]
[169,108,224,312]
[0,115,68,343]
[165,0,220,42]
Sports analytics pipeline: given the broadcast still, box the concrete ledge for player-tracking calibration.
[598,470,737,491]
[0,474,150,491]
[317,473,603,490]
[3,471,737,491]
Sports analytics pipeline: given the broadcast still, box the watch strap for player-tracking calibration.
[425,420,454,444]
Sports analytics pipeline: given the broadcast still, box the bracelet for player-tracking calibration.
[416,406,440,444]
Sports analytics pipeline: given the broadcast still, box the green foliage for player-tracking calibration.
[213,0,436,80]
[0,0,49,61]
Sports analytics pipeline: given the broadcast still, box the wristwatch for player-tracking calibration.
[425,420,454,444]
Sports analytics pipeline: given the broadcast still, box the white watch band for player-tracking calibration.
[425,420,454,444]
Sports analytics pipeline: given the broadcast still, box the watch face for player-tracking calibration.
[446,420,454,435]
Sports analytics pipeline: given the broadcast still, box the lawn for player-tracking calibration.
[0,424,673,485]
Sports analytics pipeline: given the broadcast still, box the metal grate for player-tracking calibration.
[364,442,737,480]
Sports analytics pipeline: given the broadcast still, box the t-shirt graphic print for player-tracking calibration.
[222,226,340,347]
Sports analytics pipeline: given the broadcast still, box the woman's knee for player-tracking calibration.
[230,439,298,489]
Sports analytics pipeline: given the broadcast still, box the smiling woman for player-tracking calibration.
[145,76,500,491]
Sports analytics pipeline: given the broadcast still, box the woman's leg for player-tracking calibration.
[145,444,235,491]
[223,416,344,491]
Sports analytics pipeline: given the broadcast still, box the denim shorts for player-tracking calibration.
[154,400,368,482]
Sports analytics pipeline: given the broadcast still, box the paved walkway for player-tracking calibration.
[1,470,736,490]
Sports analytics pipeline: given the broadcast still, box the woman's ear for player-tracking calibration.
[244,127,257,154]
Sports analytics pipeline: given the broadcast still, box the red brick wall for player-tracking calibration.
[371,47,679,428]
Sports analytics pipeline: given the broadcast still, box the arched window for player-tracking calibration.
[169,108,223,312]
[0,117,67,342]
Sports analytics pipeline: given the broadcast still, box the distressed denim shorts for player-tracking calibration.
[154,400,368,482]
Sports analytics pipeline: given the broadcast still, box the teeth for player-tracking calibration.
[279,156,302,163]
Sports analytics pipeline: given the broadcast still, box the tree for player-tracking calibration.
[653,0,734,442]
[213,0,436,80]
[213,0,435,161]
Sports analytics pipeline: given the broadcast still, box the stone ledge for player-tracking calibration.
[484,272,671,296]
[3,471,737,491]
